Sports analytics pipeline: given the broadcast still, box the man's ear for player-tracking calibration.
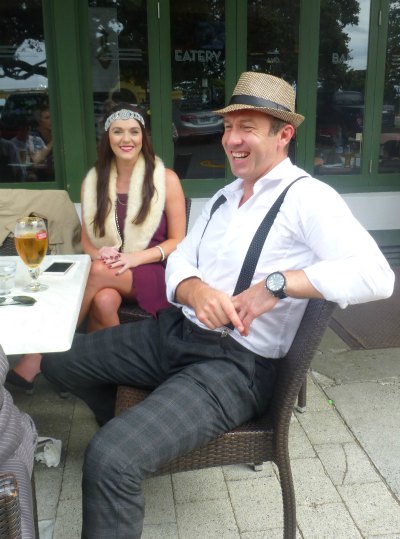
[279,124,295,148]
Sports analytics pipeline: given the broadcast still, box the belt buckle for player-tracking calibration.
[220,328,230,338]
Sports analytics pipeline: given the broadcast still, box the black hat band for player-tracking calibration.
[228,94,291,112]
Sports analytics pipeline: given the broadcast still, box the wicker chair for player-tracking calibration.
[0,473,21,539]
[115,298,336,538]
[117,197,192,324]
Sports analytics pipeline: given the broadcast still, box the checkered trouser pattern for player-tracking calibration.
[41,307,277,538]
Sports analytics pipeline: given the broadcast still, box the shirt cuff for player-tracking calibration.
[166,267,203,304]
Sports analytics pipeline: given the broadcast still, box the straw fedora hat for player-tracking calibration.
[215,72,305,128]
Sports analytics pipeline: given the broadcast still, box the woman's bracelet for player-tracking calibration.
[156,244,166,262]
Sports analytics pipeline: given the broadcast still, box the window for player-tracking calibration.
[378,0,400,173]
[170,0,226,180]
[88,0,150,140]
[247,0,301,162]
[315,0,371,176]
[0,0,54,184]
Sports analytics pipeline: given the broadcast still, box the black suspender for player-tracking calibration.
[197,176,308,293]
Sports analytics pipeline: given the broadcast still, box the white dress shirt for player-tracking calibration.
[166,158,394,359]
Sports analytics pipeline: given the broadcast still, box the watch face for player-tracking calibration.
[267,272,285,292]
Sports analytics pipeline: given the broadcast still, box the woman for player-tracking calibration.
[77,102,186,331]
[6,102,186,391]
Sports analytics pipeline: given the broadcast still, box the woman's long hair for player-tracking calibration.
[92,102,156,237]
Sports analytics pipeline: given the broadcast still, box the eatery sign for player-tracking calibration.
[175,49,222,63]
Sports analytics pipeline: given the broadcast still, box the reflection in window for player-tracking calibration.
[0,0,53,183]
[88,1,150,140]
[379,0,400,173]
[247,1,300,162]
[170,1,225,180]
[315,0,370,176]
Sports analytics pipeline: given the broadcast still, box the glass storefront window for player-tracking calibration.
[88,0,150,141]
[247,0,300,162]
[378,0,400,173]
[0,0,53,184]
[170,0,225,180]
[315,0,370,176]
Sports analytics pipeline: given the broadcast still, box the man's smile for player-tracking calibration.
[231,151,249,159]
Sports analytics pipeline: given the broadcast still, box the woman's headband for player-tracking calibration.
[104,109,145,131]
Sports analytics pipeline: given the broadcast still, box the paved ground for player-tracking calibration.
[8,327,400,538]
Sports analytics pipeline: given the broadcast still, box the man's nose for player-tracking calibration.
[224,128,241,146]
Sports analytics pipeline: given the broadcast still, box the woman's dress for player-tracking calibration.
[116,193,170,317]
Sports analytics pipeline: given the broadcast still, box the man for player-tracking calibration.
[41,72,394,538]
[0,122,23,182]
[30,106,54,181]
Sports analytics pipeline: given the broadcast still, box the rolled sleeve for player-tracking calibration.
[305,256,395,308]
[166,248,203,304]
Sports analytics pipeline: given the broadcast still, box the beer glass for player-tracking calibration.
[14,216,49,292]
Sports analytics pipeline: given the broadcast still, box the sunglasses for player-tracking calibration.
[0,295,37,306]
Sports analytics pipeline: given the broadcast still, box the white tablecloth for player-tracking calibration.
[0,254,90,355]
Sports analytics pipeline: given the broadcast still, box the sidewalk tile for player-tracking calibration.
[300,376,333,412]
[143,475,176,525]
[227,475,283,532]
[296,410,354,445]
[34,466,63,520]
[172,468,228,503]
[222,462,274,481]
[142,523,179,538]
[59,458,84,502]
[289,420,316,459]
[338,482,400,535]
[38,519,54,539]
[314,442,381,486]
[176,498,240,538]
[297,502,362,538]
[52,498,81,539]
[292,458,341,505]
[240,529,287,538]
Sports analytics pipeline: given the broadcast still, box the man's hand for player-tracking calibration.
[176,278,245,334]
[232,281,279,336]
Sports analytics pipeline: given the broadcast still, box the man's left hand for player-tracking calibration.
[232,281,279,336]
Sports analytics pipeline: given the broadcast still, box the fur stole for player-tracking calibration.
[83,154,166,253]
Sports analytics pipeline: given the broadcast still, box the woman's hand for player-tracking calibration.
[106,252,141,275]
[98,245,120,261]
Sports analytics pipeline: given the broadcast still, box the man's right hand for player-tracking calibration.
[176,278,245,335]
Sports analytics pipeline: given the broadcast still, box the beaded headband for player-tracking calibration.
[104,109,145,131]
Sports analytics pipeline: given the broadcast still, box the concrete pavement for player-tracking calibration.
[8,326,400,538]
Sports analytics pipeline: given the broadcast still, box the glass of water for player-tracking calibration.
[0,260,17,295]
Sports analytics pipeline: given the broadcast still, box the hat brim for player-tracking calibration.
[214,103,305,128]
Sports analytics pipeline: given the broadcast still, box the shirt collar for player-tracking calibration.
[222,157,298,200]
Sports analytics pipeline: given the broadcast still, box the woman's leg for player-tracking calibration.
[77,259,133,328]
[8,261,133,386]
[11,353,42,382]
[87,288,122,332]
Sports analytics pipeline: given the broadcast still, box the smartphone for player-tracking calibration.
[43,261,75,275]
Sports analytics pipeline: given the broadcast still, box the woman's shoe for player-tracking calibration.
[5,370,35,395]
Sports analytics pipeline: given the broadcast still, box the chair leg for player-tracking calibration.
[295,377,307,413]
[253,462,263,471]
[277,459,297,539]
[31,471,39,539]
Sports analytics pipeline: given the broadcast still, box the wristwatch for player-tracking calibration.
[265,271,287,299]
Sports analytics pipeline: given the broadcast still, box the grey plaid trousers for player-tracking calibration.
[41,307,277,538]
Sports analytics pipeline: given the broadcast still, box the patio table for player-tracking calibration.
[0,254,90,355]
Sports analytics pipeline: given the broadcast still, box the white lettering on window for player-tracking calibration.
[174,50,222,62]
